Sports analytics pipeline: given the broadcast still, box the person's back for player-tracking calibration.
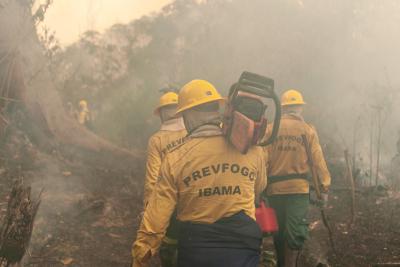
[155,135,265,223]
[263,89,330,267]
[132,80,267,267]
[143,92,187,267]
[143,92,187,206]
[144,120,186,205]
[266,113,329,195]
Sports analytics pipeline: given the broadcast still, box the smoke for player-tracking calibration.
[49,0,400,163]
[4,0,399,187]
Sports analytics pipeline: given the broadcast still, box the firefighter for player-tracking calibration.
[263,90,331,267]
[144,92,186,205]
[78,100,92,128]
[132,80,267,267]
[144,91,187,267]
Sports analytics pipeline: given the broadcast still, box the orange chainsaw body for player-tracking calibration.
[223,91,267,154]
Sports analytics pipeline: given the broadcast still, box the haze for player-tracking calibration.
[40,0,173,44]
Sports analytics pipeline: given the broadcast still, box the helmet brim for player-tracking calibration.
[281,101,306,106]
[153,103,178,116]
[175,98,225,115]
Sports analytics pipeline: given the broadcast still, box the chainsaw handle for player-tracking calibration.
[259,93,281,146]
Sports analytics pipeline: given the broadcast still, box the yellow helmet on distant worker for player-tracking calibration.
[176,80,224,114]
[154,92,179,115]
[281,89,306,106]
[79,99,88,108]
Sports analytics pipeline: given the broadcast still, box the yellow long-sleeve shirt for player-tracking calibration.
[265,114,331,195]
[133,135,267,267]
[78,108,90,125]
[143,119,187,206]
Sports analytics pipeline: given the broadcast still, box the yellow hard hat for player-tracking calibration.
[176,79,224,114]
[154,92,179,115]
[79,100,88,108]
[281,89,306,106]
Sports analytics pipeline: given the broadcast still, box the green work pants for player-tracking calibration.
[267,194,309,267]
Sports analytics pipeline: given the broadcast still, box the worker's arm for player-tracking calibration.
[310,128,331,192]
[143,136,162,206]
[255,148,268,201]
[132,159,178,267]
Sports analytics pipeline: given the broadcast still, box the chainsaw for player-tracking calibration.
[222,71,281,154]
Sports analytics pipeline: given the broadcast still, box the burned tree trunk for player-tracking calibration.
[0,1,141,171]
[0,179,41,267]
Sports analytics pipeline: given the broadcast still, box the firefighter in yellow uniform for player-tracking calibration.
[132,80,267,267]
[144,91,187,267]
[264,90,331,267]
[144,92,186,205]
[78,100,91,128]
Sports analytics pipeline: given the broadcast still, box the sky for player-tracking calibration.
[39,0,173,44]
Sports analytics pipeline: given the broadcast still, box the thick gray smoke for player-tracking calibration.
[49,0,400,172]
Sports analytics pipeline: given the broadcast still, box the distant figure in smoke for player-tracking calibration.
[390,136,400,190]
[78,99,93,129]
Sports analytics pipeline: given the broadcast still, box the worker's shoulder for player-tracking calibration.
[304,122,319,135]
[156,132,189,157]
[149,129,186,142]
[149,129,163,139]
[164,135,226,164]
[162,135,196,160]
[152,128,185,137]
[277,116,310,131]
[147,130,165,146]
[147,131,162,146]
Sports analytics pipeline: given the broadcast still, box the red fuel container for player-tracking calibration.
[255,201,279,233]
